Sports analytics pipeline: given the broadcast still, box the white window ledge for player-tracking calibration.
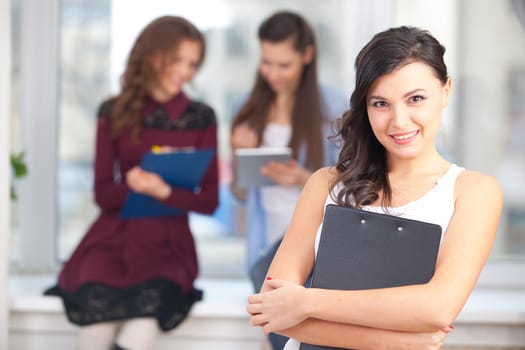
[8,274,525,348]
[9,274,252,318]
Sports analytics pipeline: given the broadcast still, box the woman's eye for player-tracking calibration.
[410,95,425,103]
[372,100,388,108]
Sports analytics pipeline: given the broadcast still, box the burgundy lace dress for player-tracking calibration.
[44,92,219,331]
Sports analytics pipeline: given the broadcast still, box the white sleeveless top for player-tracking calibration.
[284,164,464,350]
[260,123,302,247]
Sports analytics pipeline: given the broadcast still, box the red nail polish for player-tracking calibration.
[266,277,272,280]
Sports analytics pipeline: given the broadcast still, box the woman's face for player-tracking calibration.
[259,39,312,96]
[151,39,202,102]
[366,61,451,161]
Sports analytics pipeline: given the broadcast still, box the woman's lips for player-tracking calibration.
[390,130,419,144]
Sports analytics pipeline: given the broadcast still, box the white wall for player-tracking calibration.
[1,0,12,348]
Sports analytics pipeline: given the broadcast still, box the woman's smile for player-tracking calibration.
[390,130,419,144]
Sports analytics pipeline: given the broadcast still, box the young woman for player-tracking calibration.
[45,16,218,350]
[230,11,347,349]
[247,26,503,349]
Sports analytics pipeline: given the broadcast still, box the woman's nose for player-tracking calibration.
[391,105,410,128]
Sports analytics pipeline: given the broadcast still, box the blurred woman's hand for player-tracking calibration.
[260,159,311,187]
[231,123,258,149]
[126,166,171,199]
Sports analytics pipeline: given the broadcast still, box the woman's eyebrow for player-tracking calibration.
[402,88,425,98]
[368,88,426,102]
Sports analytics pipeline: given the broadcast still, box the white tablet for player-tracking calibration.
[234,147,292,188]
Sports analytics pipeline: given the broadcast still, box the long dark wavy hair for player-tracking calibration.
[231,11,324,170]
[109,16,205,137]
[331,26,449,208]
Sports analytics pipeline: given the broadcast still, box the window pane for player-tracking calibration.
[57,0,110,260]
[458,0,525,259]
[56,0,525,281]
[57,0,365,277]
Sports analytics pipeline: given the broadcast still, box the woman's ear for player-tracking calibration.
[442,78,452,107]
[303,45,314,64]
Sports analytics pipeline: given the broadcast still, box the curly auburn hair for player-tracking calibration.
[109,16,205,137]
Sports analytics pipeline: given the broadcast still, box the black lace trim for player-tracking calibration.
[44,278,203,331]
[97,99,216,130]
[143,101,216,130]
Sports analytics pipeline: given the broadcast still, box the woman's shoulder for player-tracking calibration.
[300,167,340,207]
[455,168,503,203]
[96,96,117,119]
[185,100,217,126]
[187,100,216,115]
[307,167,338,189]
[312,166,338,177]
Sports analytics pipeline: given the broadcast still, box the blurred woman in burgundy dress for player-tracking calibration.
[45,16,218,350]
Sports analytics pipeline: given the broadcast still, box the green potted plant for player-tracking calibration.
[10,151,28,200]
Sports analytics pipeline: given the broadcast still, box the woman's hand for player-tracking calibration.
[399,329,449,350]
[231,123,258,149]
[126,166,171,200]
[260,159,311,187]
[247,278,309,334]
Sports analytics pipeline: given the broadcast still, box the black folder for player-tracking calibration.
[299,204,442,350]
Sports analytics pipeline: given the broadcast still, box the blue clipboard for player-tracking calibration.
[120,148,215,219]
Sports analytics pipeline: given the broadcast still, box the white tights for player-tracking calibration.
[77,318,160,350]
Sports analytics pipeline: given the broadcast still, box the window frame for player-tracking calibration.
[12,0,60,272]
[2,0,13,346]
